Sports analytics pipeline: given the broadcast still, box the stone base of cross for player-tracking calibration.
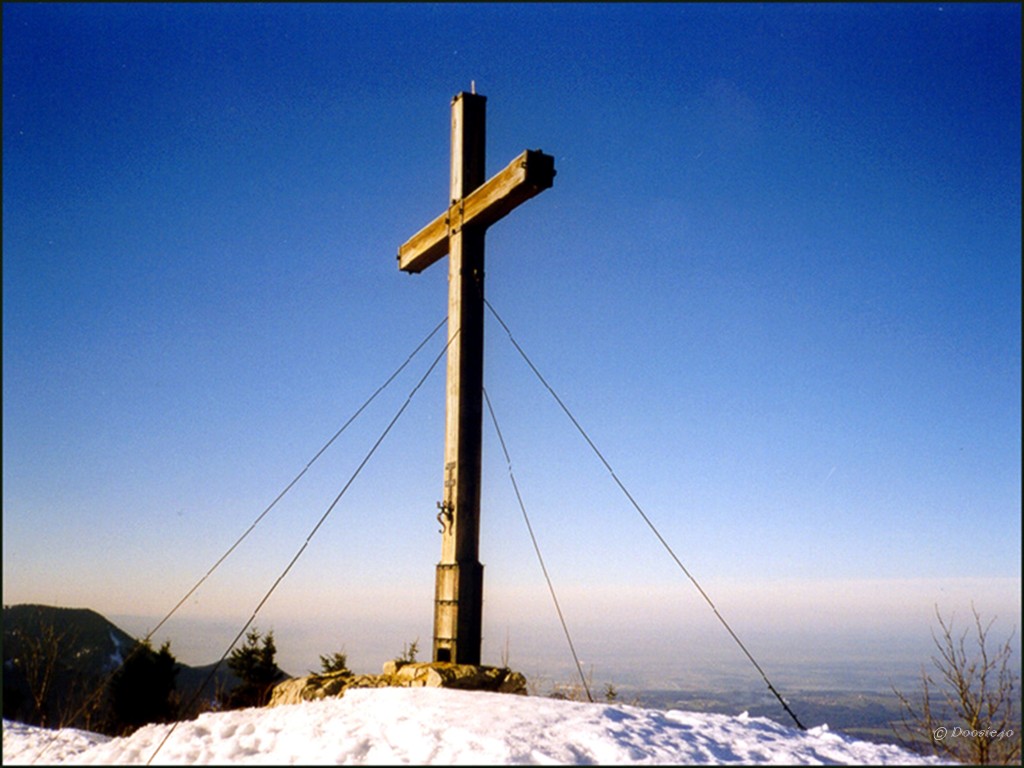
[397,92,555,664]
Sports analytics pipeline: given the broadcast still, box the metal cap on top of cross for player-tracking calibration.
[397,91,555,664]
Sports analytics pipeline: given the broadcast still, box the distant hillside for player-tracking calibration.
[3,603,239,730]
[4,604,136,678]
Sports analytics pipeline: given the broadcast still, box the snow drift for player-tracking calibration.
[2,686,948,765]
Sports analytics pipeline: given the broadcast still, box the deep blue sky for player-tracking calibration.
[3,3,1020,682]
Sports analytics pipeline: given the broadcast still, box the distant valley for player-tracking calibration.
[621,686,910,747]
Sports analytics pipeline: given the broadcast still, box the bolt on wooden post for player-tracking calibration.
[397,91,555,664]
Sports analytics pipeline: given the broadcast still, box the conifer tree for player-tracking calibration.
[224,628,284,709]
[318,651,349,675]
[108,640,179,734]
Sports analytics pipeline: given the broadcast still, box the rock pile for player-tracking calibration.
[267,660,527,708]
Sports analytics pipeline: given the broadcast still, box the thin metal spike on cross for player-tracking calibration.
[397,92,555,664]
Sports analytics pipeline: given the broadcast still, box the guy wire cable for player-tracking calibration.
[146,314,448,641]
[483,386,593,703]
[146,329,458,765]
[484,297,806,731]
[27,317,447,766]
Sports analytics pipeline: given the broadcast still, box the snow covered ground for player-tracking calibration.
[2,686,948,765]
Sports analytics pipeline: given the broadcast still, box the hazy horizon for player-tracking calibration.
[82,573,1021,694]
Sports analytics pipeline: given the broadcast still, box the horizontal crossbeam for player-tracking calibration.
[398,149,556,274]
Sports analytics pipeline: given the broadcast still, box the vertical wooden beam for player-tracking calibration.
[433,92,487,665]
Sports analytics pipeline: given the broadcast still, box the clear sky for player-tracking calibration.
[3,3,1020,686]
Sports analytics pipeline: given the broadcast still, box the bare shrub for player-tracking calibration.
[892,604,1020,765]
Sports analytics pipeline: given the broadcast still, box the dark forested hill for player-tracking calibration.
[4,604,136,677]
[3,603,238,730]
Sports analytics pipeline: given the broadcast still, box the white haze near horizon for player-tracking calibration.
[103,575,1021,694]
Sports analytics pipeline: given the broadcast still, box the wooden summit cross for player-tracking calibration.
[397,90,555,665]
